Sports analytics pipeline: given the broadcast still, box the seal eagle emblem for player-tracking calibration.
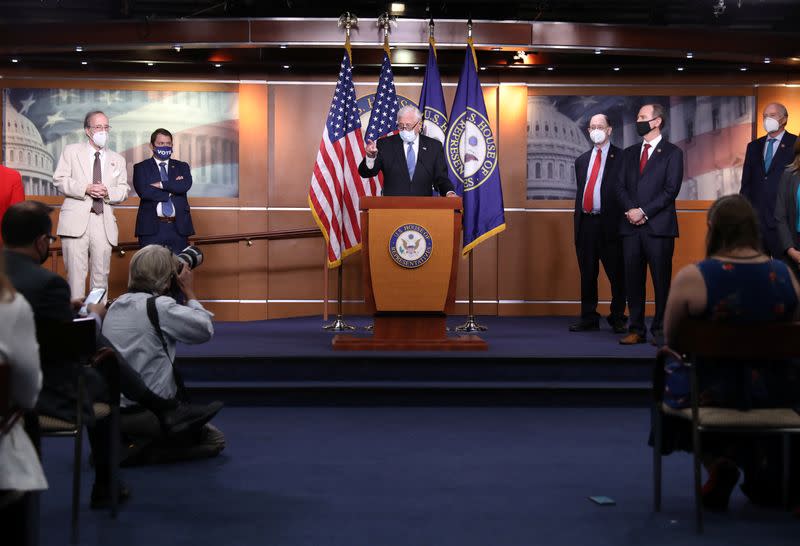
[389,224,433,268]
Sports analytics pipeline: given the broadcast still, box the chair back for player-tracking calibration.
[670,318,800,361]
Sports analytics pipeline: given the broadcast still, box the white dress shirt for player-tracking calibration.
[580,141,611,214]
[87,144,105,182]
[102,291,214,406]
[640,133,662,160]
[0,292,48,492]
[154,158,175,218]
[764,130,785,160]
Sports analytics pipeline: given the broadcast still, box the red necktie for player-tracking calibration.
[582,148,602,213]
[639,143,651,175]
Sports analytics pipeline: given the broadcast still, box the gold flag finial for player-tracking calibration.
[338,12,359,57]
[378,12,396,54]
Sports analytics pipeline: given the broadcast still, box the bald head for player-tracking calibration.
[763,103,788,135]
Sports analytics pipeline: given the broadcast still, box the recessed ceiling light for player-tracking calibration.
[594,49,602,55]
[686,52,693,59]
[480,66,486,71]
[740,66,748,71]
[613,66,620,71]
[491,47,502,51]
[547,66,554,71]
[390,2,405,13]
[280,44,287,49]
[413,66,419,70]
[81,61,88,65]
[147,62,154,66]
[11,58,18,63]
[677,66,684,71]
[764,57,771,64]
[214,63,222,68]
[282,65,290,69]
[75,46,83,52]
[174,45,182,52]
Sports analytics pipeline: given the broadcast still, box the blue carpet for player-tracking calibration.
[177,316,657,359]
[38,407,798,546]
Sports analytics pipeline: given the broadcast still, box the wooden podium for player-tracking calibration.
[332,196,487,351]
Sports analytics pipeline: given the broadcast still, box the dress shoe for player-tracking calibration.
[607,317,628,334]
[569,320,600,332]
[90,481,131,510]
[619,332,646,345]
[160,400,224,435]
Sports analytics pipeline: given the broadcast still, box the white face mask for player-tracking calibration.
[589,129,607,144]
[399,130,417,144]
[763,116,781,134]
[91,131,108,148]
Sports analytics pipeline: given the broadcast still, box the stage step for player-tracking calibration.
[175,316,658,406]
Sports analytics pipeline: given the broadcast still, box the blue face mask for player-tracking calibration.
[154,146,172,160]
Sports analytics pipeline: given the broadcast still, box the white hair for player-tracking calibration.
[128,244,178,295]
[397,105,422,123]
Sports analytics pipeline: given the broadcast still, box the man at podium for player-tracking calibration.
[359,106,457,197]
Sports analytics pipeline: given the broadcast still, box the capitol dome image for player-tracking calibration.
[526,96,589,200]
[3,97,56,196]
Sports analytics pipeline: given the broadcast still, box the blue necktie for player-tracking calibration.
[158,162,174,216]
[406,142,416,181]
[764,138,776,172]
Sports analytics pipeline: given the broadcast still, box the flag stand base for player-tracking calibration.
[322,315,356,332]
[455,315,487,333]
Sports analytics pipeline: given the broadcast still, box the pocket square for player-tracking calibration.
[176,175,185,180]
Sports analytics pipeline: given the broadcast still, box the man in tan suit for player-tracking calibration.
[53,111,129,299]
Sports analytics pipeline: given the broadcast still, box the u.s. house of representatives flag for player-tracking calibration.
[445,42,506,254]
[308,50,377,268]
[418,40,448,144]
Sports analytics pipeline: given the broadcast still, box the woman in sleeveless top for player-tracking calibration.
[660,194,800,512]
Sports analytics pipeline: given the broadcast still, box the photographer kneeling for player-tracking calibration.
[103,244,225,464]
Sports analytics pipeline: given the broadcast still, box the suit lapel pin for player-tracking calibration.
[422,146,427,151]
[610,153,615,158]
[781,144,786,148]
[657,148,662,153]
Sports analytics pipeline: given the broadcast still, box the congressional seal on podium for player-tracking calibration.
[389,223,433,269]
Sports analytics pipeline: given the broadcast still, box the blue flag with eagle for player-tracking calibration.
[418,41,448,145]
[445,41,505,254]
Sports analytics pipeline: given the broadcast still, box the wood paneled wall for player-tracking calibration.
[5,75,798,320]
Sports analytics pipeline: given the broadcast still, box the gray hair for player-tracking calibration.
[83,110,107,129]
[767,102,788,119]
[128,245,178,295]
[397,105,422,123]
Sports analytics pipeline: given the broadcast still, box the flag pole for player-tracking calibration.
[322,13,358,332]
[455,18,488,334]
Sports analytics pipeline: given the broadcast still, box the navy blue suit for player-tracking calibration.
[357,134,454,197]
[616,138,683,337]
[740,131,797,257]
[573,144,626,324]
[133,157,195,253]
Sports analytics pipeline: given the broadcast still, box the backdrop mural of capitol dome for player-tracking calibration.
[526,94,754,201]
[4,88,239,198]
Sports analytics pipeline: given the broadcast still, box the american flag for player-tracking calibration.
[364,49,399,143]
[308,51,377,268]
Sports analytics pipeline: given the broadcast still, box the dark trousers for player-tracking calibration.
[575,214,626,322]
[762,227,782,259]
[622,231,675,336]
[83,349,176,485]
[139,220,188,255]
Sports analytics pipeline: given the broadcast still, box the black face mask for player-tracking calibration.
[636,118,657,137]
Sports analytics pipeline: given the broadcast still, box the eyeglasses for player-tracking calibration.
[397,121,419,131]
[588,126,608,131]
[89,125,111,131]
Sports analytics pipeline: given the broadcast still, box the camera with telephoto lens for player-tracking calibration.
[177,245,203,270]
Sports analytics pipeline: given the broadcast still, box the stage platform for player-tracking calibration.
[176,316,659,406]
